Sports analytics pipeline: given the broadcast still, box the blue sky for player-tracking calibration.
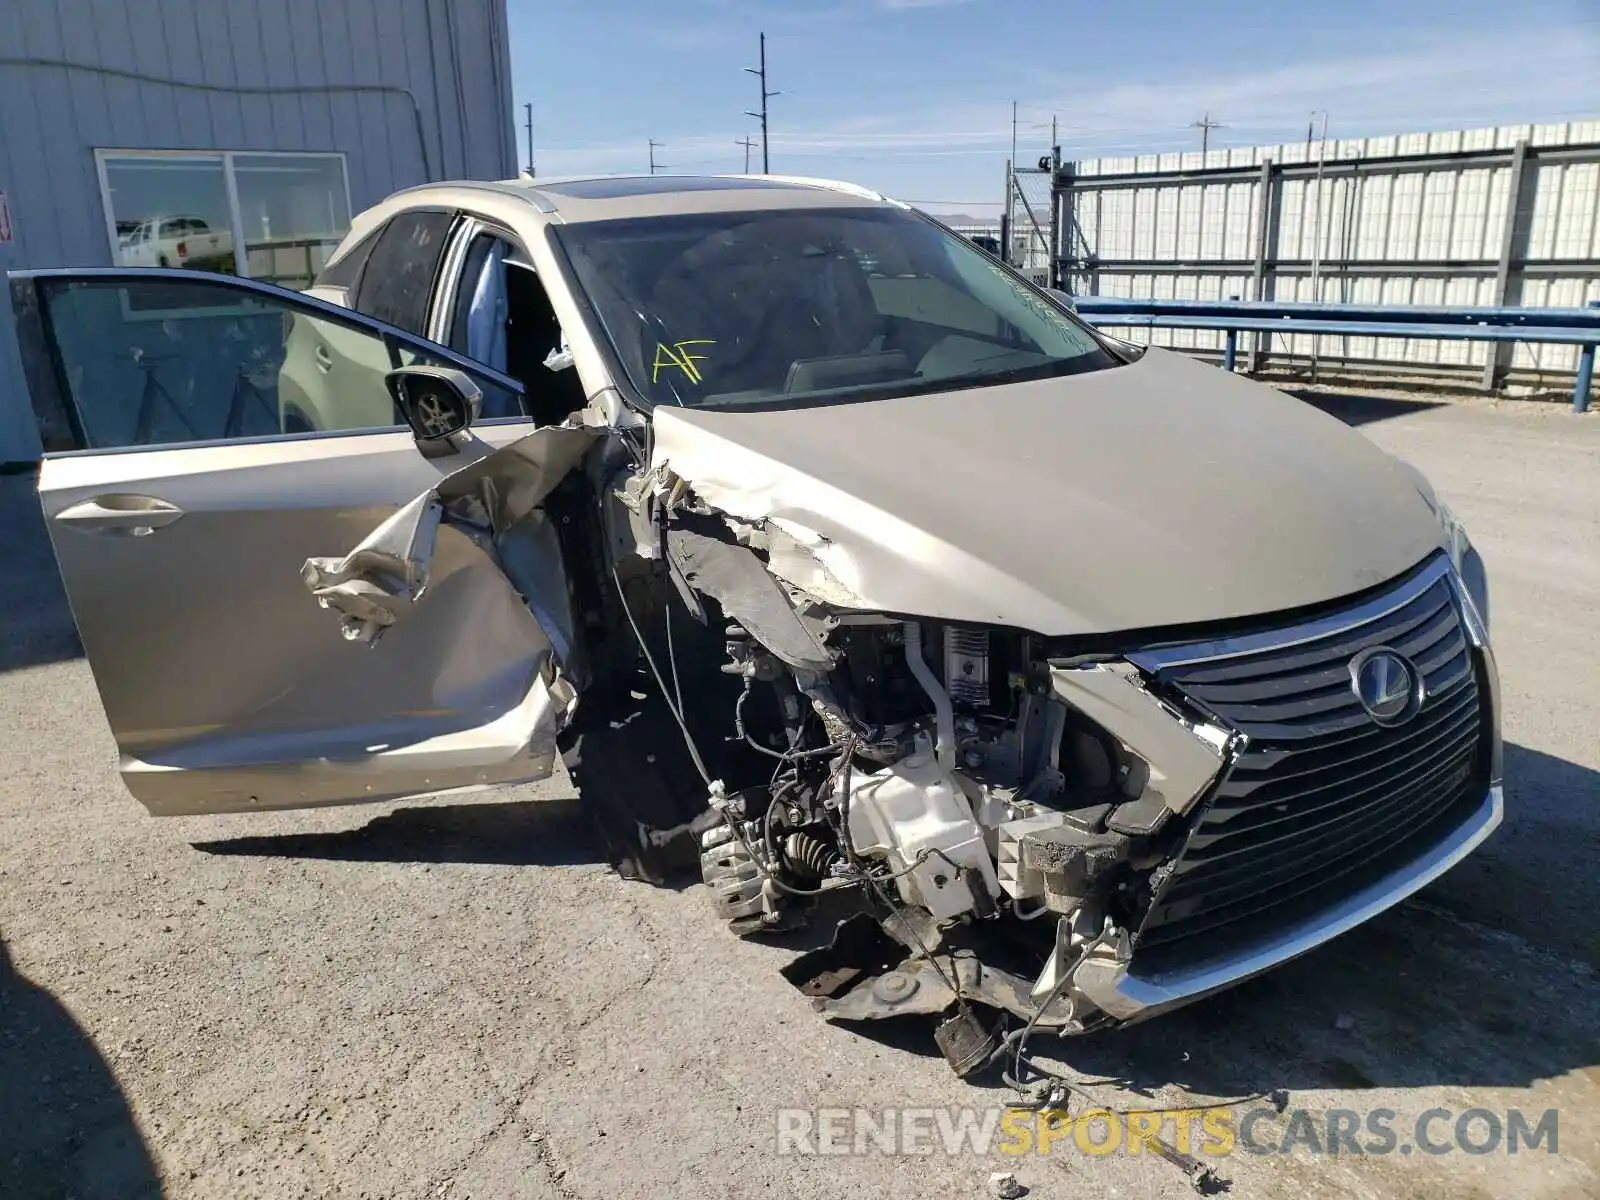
[508,0,1600,214]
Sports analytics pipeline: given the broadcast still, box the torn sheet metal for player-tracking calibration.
[302,493,444,642]
[302,425,598,645]
[1049,664,1231,816]
[496,508,579,672]
[664,527,833,671]
[432,425,597,536]
[762,521,862,608]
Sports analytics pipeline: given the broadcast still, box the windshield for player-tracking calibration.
[553,206,1117,410]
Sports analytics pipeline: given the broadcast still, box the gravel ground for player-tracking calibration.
[1,390,1598,1199]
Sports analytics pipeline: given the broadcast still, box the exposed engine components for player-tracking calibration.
[901,622,957,772]
[1019,824,1132,914]
[781,829,841,880]
[845,753,1000,921]
[943,628,991,709]
[642,538,1251,1075]
[707,612,1235,948]
[933,1007,1002,1078]
[585,474,1251,1089]
[699,820,778,933]
[699,774,851,936]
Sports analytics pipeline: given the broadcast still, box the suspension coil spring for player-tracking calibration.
[782,830,842,881]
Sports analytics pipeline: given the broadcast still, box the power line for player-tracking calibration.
[736,135,757,173]
[743,31,780,173]
[523,102,535,176]
[648,138,667,175]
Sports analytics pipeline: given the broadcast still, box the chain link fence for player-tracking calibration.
[1006,167,1055,284]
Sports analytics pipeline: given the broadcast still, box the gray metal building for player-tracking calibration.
[0,0,516,462]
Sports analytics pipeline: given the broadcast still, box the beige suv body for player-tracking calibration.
[8,174,1500,1047]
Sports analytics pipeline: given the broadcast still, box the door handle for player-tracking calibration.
[55,495,185,537]
[314,343,334,372]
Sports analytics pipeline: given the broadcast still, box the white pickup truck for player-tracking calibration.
[117,215,235,272]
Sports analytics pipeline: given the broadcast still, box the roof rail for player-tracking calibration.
[727,174,907,207]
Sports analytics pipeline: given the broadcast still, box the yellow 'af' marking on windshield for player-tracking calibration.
[652,339,716,384]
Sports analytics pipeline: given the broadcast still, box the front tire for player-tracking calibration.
[559,689,719,884]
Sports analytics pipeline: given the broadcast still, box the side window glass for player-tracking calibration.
[351,210,454,334]
[448,236,509,372]
[36,276,509,448]
[314,226,381,291]
[443,235,533,421]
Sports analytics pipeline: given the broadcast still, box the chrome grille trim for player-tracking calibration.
[1128,554,1452,674]
[1074,787,1502,1024]
[1127,554,1486,952]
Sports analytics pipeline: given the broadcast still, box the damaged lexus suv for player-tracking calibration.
[10,173,1500,1076]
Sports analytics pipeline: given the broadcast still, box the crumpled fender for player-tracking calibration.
[664,524,834,672]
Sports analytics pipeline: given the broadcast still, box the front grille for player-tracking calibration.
[1131,560,1485,955]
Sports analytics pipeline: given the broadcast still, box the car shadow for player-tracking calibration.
[1041,887,1599,1106]
[1423,741,1600,967]
[190,796,610,869]
[0,473,82,674]
[0,937,162,1198]
[809,892,1599,1106]
[1287,387,1451,426]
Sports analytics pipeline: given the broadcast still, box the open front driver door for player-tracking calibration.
[10,268,593,816]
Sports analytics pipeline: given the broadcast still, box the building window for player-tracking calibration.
[97,151,352,290]
[102,155,235,274]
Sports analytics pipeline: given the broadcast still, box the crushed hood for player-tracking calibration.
[649,349,1445,637]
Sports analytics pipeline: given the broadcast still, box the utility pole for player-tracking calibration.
[1308,110,1331,382]
[1005,102,1019,270]
[648,139,666,175]
[1308,111,1331,292]
[1006,100,1018,265]
[736,136,757,174]
[1190,111,1225,154]
[1010,100,1018,175]
[1000,159,1013,267]
[524,102,535,176]
[744,32,778,173]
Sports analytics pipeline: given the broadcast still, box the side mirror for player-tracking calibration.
[386,365,482,442]
[1047,288,1078,313]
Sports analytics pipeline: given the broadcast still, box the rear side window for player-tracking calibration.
[313,227,381,291]
[351,210,454,334]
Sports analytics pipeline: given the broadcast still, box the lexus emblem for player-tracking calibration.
[1349,648,1421,726]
